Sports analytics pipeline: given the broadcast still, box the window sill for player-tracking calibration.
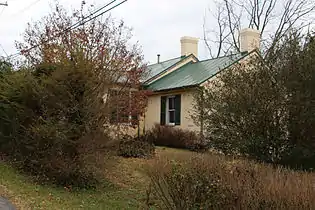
[166,123,176,127]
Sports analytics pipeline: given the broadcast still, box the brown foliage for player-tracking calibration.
[146,124,205,151]
[117,135,155,158]
[146,153,315,209]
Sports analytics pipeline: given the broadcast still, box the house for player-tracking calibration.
[141,28,261,134]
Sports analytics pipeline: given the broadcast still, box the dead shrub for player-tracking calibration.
[146,156,236,209]
[146,124,205,151]
[117,135,155,158]
[146,153,315,209]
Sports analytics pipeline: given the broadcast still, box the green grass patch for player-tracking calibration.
[0,163,143,209]
[0,148,195,209]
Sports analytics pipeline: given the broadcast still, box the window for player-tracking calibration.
[108,89,138,125]
[160,95,181,126]
[167,96,176,125]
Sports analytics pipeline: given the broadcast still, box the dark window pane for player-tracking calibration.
[169,110,175,123]
[175,94,181,125]
[161,96,167,125]
[120,115,129,123]
[169,97,175,109]
[110,110,118,123]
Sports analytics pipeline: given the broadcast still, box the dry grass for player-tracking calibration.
[1,147,315,209]
[104,147,193,189]
[0,160,142,210]
[0,184,29,210]
[146,149,315,209]
[147,125,202,150]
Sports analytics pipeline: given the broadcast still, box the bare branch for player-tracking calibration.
[203,12,214,58]
[224,0,241,52]
[204,0,315,58]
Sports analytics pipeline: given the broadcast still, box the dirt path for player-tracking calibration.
[0,197,16,210]
[0,184,27,210]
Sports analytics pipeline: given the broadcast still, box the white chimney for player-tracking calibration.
[240,28,260,52]
[180,36,199,58]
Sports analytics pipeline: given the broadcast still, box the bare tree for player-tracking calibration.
[204,0,315,58]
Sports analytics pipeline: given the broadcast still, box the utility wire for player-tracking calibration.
[0,6,5,17]
[7,0,127,59]
[70,0,117,29]
[7,0,118,58]
[0,44,8,57]
[10,0,41,18]
[73,0,127,28]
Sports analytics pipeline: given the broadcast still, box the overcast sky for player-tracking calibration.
[0,0,213,64]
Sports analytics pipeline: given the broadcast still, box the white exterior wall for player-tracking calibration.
[144,89,199,132]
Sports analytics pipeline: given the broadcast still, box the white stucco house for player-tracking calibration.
[137,28,261,135]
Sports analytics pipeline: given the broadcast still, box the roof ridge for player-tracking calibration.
[196,51,251,85]
[147,55,186,67]
[197,51,248,63]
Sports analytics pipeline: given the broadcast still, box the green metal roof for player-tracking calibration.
[143,56,185,84]
[145,52,248,91]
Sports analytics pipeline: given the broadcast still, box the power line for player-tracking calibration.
[0,44,8,57]
[71,0,117,29]
[73,0,127,27]
[0,7,5,17]
[10,0,41,17]
[51,0,117,37]
[7,0,122,59]
[7,0,127,59]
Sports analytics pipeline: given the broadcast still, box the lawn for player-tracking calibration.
[0,163,143,210]
[0,147,189,210]
[2,147,315,209]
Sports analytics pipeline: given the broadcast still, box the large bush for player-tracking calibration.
[0,67,110,188]
[193,32,315,170]
[0,3,146,188]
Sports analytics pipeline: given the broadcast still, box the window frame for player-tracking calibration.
[166,96,176,126]
[108,88,138,125]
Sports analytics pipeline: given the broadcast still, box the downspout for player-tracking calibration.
[199,87,205,142]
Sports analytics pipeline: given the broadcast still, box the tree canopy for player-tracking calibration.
[194,31,315,170]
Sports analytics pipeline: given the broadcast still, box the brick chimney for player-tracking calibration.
[180,36,199,58]
[240,28,260,52]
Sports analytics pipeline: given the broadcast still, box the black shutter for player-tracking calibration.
[160,96,167,125]
[175,94,181,125]
[131,114,138,126]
